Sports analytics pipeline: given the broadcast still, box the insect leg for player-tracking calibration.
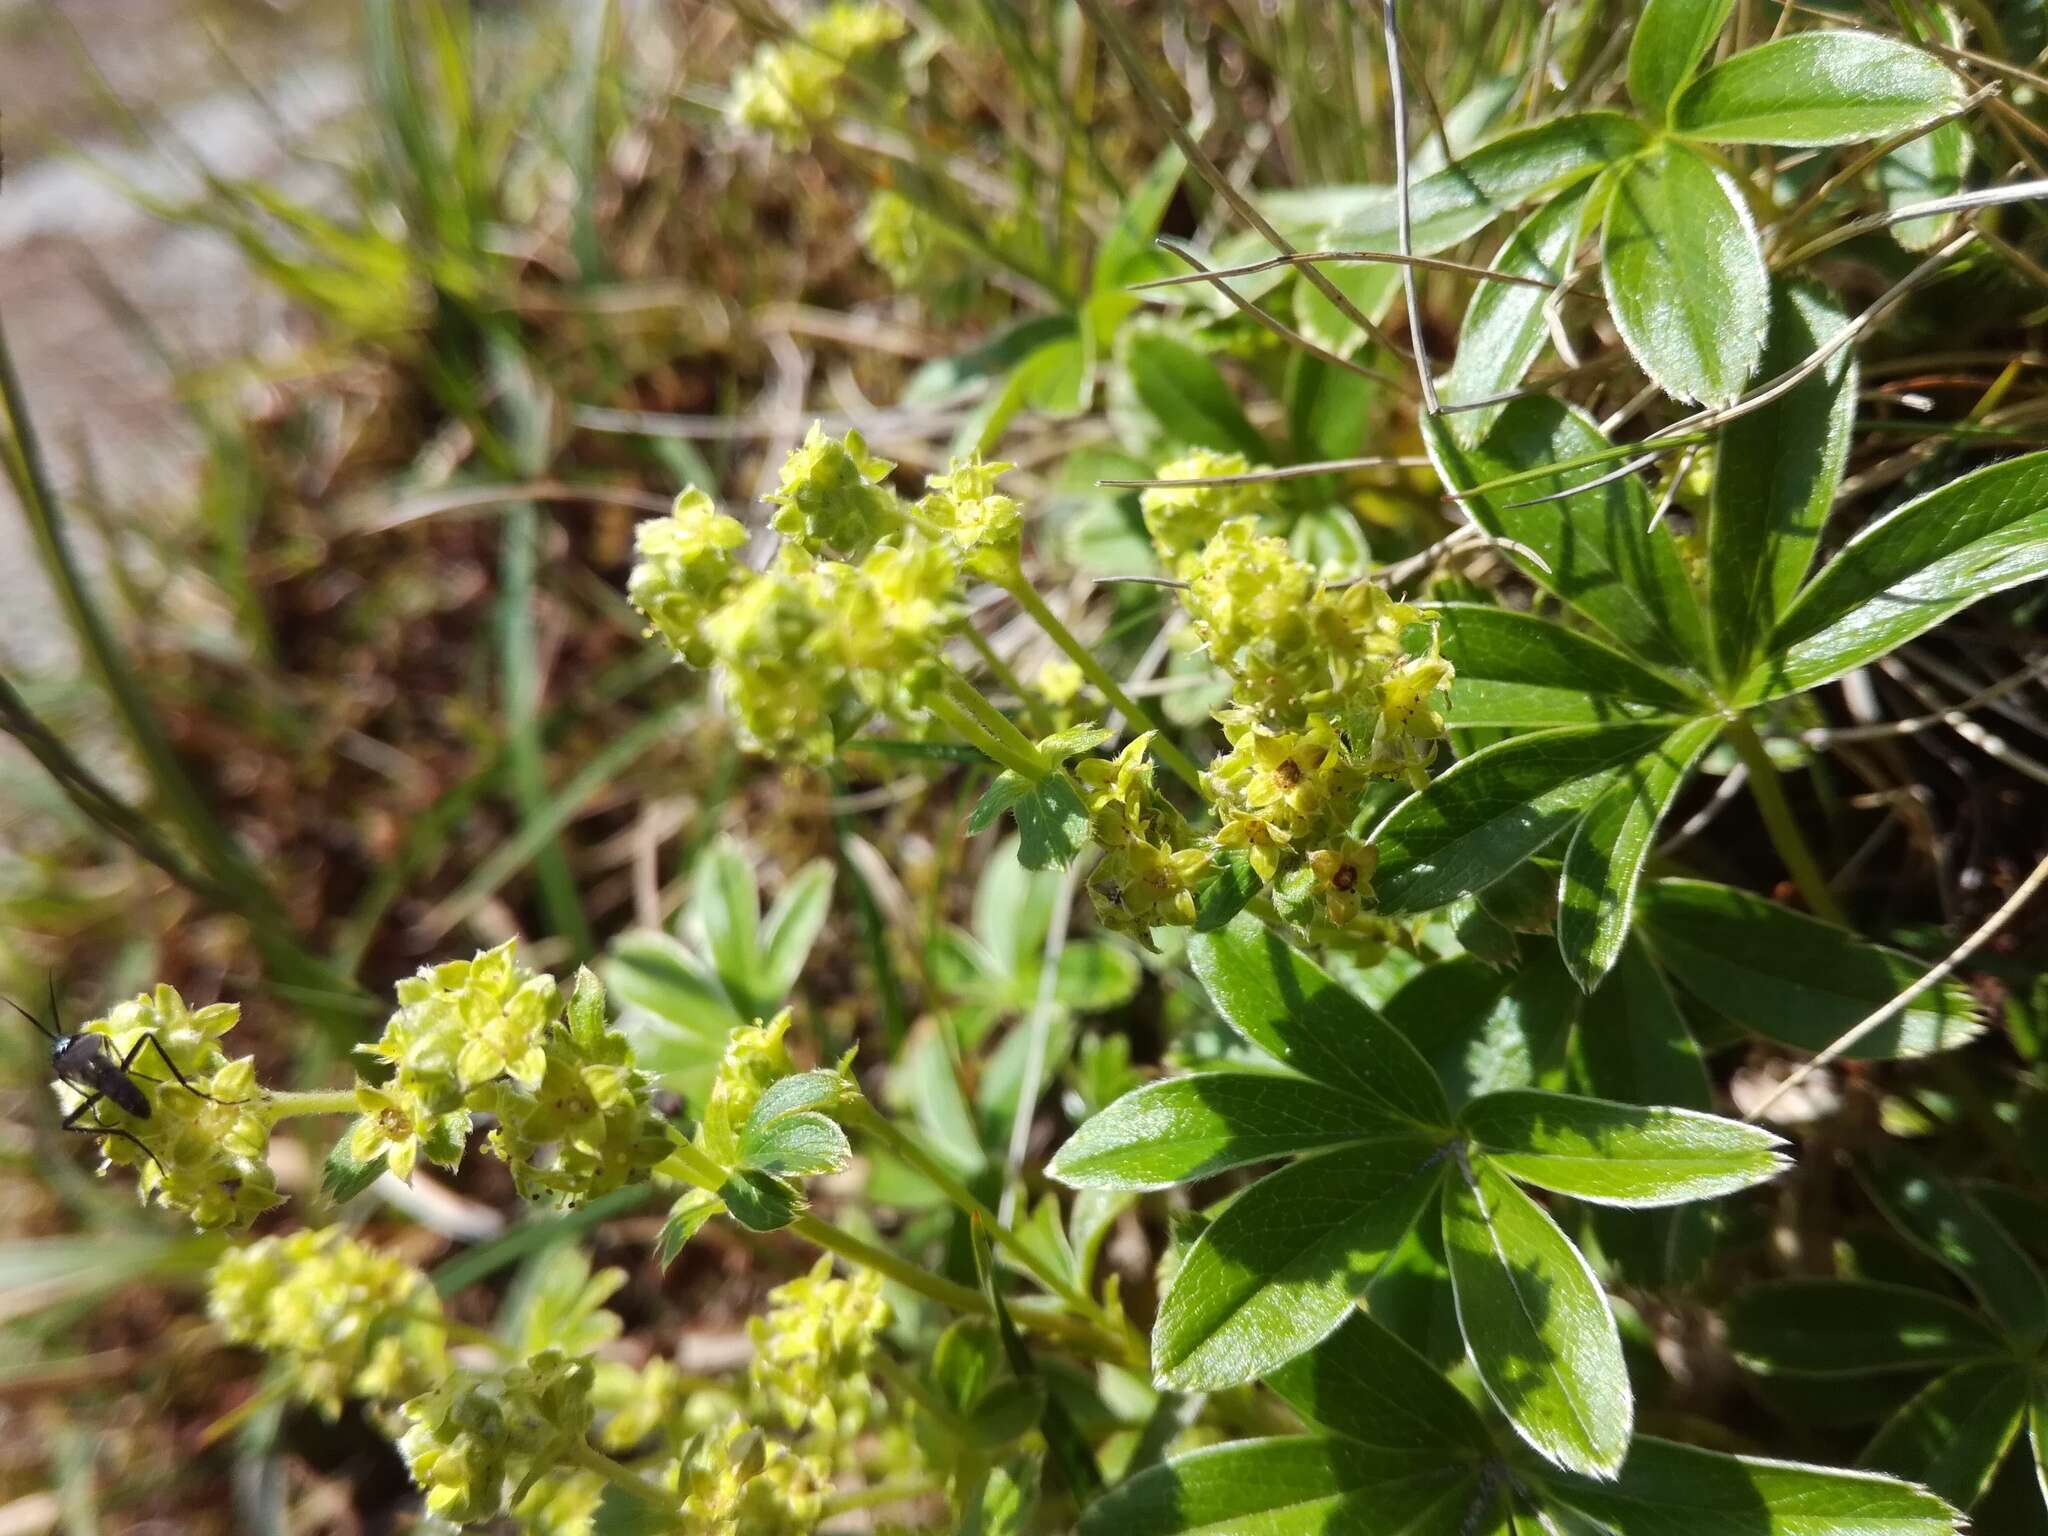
[59,1092,164,1171]
[124,1031,246,1105]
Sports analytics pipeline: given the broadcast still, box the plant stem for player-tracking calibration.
[926,695,1043,779]
[845,1103,1103,1323]
[1001,578,1202,789]
[787,1215,988,1314]
[964,623,1053,735]
[941,666,1047,767]
[260,1089,361,1124]
[1726,715,1848,926]
[566,1441,683,1517]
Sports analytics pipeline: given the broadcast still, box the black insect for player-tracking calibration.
[8,982,239,1170]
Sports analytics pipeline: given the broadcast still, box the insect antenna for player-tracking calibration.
[4,992,59,1043]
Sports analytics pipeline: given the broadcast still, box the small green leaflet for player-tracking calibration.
[1728,1279,2005,1378]
[1672,31,1968,147]
[1628,0,1736,119]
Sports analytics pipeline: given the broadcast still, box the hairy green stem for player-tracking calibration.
[926,694,1044,779]
[565,1440,684,1516]
[964,624,1053,735]
[940,666,1047,767]
[260,1089,361,1125]
[818,1479,943,1518]
[1726,715,1848,927]
[1001,578,1202,788]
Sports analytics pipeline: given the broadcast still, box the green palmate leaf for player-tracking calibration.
[655,1188,722,1268]
[738,1111,851,1178]
[1369,721,1676,915]
[1435,604,1700,729]
[695,836,762,1012]
[1637,879,1987,1059]
[1383,946,1577,1112]
[1186,915,1450,1128]
[1861,1149,2048,1345]
[1439,183,1596,442]
[1282,112,1647,353]
[1267,1311,1493,1455]
[1313,112,1651,250]
[1459,1089,1786,1207]
[1122,329,1269,461]
[1707,281,1857,680]
[1628,0,1736,118]
[1011,772,1091,871]
[717,1168,803,1232]
[1575,933,1712,1110]
[1538,1433,1967,1535]
[1048,1073,1393,1192]
[1756,450,2048,697]
[1601,140,1768,406]
[322,1124,388,1206]
[1073,1436,1485,1536]
[1559,716,1722,990]
[1865,1360,2030,1510]
[759,859,833,1005]
[1728,1280,2006,1378]
[969,771,1037,836]
[1421,399,1707,670]
[1672,31,1968,147]
[1443,1153,1630,1476]
[1153,1137,1445,1390]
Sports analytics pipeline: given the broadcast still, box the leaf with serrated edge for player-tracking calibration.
[1444,1154,1630,1477]
[1153,1138,1445,1391]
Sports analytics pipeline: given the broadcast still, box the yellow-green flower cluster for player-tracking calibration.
[696,1010,799,1169]
[747,1257,890,1449]
[860,188,966,292]
[729,2,906,147]
[1076,733,1212,944]
[208,1228,449,1417]
[918,455,1021,583]
[351,945,667,1206]
[1140,450,1276,570]
[398,1350,595,1525]
[673,1419,825,1536]
[58,985,278,1230]
[630,434,1037,764]
[626,490,747,668]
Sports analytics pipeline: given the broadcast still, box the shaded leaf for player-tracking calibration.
[1707,281,1857,680]
[1154,1138,1445,1390]
[1728,1280,2005,1378]
[1012,773,1091,872]
[1123,330,1269,460]
[1862,1148,2048,1344]
[1864,1360,2029,1510]
[1370,722,1676,915]
[1559,716,1722,990]
[1420,398,1708,669]
[1638,879,1986,1059]
[1267,1310,1492,1454]
[1444,1154,1630,1476]
[1187,915,1450,1127]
